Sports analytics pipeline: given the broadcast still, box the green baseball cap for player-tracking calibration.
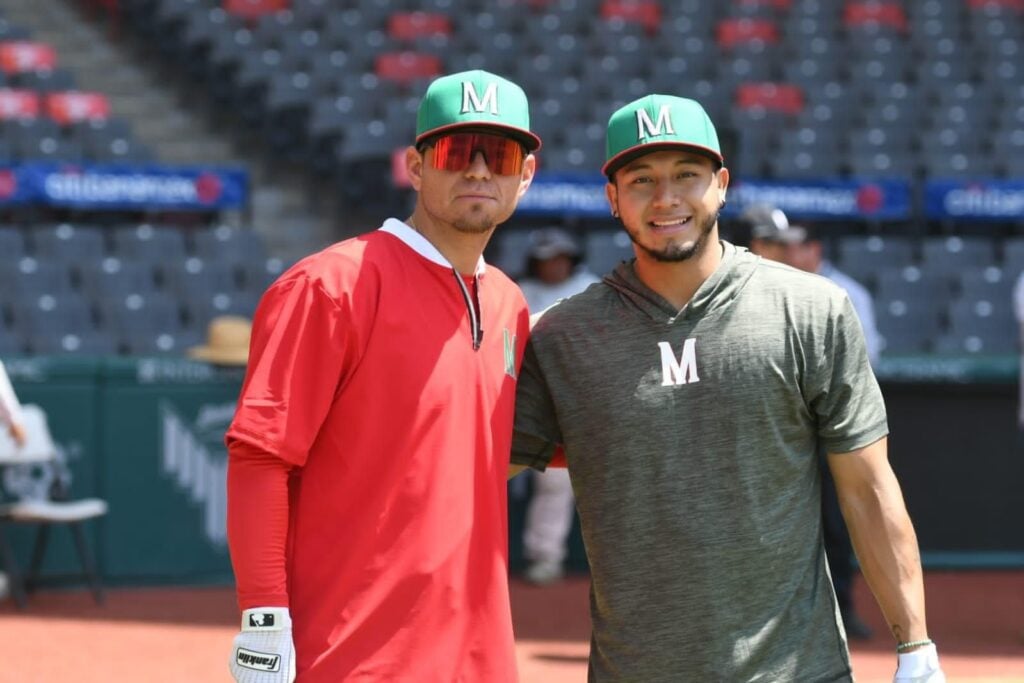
[416,70,542,151]
[603,94,723,177]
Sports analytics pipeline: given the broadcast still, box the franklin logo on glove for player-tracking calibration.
[236,648,281,672]
[230,607,295,682]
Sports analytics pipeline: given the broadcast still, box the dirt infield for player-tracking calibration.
[1,571,1021,682]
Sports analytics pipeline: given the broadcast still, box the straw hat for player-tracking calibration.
[188,315,252,366]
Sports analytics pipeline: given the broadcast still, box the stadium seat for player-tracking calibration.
[223,0,288,21]
[947,298,1018,342]
[920,237,997,271]
[875,266,953,305]
[163,257,240,300]
[99,291,184,340]
[736,83,804,116]
[0,41,58,75]
[932,330,1017,355]
[374,52,442,85]
[957,267,1015,303]
[876,298,942,355]
[844,3,908,31]
[1002,240,1024,277]
[716,18,780,49]
[0,258,75,297]
[28,330,119,356]
[184,290,261,331]
[0,226,27,264]
[600,0,662,34]
[11,292,96,340]
[239,256,289,295]
[16,68,76,93]
[121,327,204,356]
[78,257,158,300]
[31,224,107,265]
[112,225,188,265]
[387,12,452,41]
[14,131,83,163]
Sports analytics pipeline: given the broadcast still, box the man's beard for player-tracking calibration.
[624,209,719,262]
[451,203,498,234]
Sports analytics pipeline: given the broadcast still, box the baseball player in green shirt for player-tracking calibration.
[511,94,944,682]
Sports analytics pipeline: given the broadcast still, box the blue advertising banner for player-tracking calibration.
[18,163,248,210]
[0,165,37,205]
[516,173,609,216]
[517,174,911,220]
[725,178,911,220]
[925,180,1024,221]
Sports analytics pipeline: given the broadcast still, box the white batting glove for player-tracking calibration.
[229,607,296,683]
[894,643,946,683]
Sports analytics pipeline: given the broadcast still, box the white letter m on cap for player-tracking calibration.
[658,339,700,386]
[636,105,675,140]
[461,81,499,114]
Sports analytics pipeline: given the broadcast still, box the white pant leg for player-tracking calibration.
[523,468,575,565]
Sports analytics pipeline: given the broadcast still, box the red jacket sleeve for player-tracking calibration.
[227,439,293,610]
[226,274,355,466]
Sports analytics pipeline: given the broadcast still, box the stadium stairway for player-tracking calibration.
[0,0,336,262]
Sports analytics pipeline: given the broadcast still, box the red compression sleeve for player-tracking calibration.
[227,439,293,610]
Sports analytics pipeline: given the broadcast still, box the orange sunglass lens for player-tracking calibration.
[432,134,524,175]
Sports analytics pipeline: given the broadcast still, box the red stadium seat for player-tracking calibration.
[0,89,40,119]
[716,18,779,47]
[736,83,804,115]
[392,148,412,188]
[600,0,662,34]
[843,3,907,30]
[223,0,288,21]
[375,52,442,85]
[47,92,111,124]
[387,12,452,41]
[0,42,58,74]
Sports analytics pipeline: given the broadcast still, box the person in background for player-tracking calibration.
[745,206,880,365]
[517,227,599,584]
[744,204,880,640]
[1015,270,1024,435]
[0,358,25,601]
[225,69,538,682]
[0,360,25,447]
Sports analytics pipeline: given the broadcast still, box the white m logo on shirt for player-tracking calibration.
[636,105,675,140]
[461,82,499,115]
[658,338,700,386]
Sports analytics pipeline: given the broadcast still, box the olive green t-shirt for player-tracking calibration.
[512,242,887,682]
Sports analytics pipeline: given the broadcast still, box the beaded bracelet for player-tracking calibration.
[896,639,934,652]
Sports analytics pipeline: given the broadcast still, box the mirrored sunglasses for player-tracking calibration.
[429,133,525,176]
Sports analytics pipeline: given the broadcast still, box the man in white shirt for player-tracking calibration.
[517,227,599,584]
[1014,271,1024,432]
[0,358,25,600]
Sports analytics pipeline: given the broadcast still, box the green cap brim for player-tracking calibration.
[603,142,724,178]
[415,122,542,152]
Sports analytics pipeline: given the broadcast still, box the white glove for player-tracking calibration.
[229,607,296,683]
[894,643,945,683]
